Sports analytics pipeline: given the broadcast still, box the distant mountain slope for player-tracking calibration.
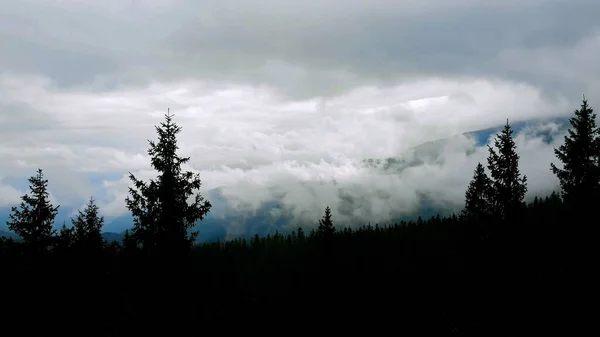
[0,230,20,240]
[102,232,125,242]
[464,116,569,145]
[362,116,569,174]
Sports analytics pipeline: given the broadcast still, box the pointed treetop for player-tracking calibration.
[462,162,492,220]
[487,120,527,219]
[7,168,59,246]
[550,96,599,207]
[318,205,335,236]
[166,108,175,120]
[126,110,211,254]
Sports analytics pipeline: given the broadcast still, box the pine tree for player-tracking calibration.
[56,221,75,252]
[7,169,58,250]
[318,206,335,238]
[550,97,600,210]
[462,162,493,221]
[317,206,335,268]
[531,196,540,208]
[71,197,105,252]
[296,227,305,243]
[126,110,211,255]
[122,229,137,252]
[487,121,528,220]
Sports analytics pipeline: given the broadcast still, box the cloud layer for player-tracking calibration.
[0,0,599,235]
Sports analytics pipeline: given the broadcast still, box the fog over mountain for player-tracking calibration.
[1,1,599,241]
[0,116,571,242]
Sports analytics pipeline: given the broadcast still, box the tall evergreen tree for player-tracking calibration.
[317,206,335,268]
[318,206,335,238]
[550,97,600,209]
[487,121,528,220]
[126,110,211,255]
[71,197,105,252]
[56,221,75,253]
[462,162,492,221]
[122,229,137,253]
[6,169,58,250]
[296,227,305,243]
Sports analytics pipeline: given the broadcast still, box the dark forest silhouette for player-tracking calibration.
[1,98,598,335]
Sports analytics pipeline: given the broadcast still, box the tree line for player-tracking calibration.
[0,99,598,335]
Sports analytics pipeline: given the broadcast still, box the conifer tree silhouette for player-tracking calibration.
[7,169,58,252]
[71,197,105,253]
[318,206,335,238]
[487,120,528,221]
[55,221,75,254]
[126,110,211,255]
[462,162,493,221]
[318,205,335,263]
[551,96,600,210]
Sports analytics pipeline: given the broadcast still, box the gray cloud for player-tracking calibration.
[1,1,599,99]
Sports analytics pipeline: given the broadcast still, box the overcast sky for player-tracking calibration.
[1,0,599,231]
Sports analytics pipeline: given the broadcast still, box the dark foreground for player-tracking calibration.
[1,203,583,336]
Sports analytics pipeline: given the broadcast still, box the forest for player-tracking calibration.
[1,98,598,336]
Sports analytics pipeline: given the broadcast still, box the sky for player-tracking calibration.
[1,0,599,236]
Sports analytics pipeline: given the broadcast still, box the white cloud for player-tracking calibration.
[0,78,572,233]
[0,175,61,213]
[0,179,22,208]
[1,75,568,228]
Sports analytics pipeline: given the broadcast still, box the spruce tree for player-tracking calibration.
[56,221,75,252]
[126,110,211,255]
[550,97,600,210]
[7,169,58,250]
[71,197,105,252]
[318,206,335,238]
[317,206,335,267]
[462,162,492,221]
[296,227,305,243]
[487,121,527,220]
[122,229,137,253]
